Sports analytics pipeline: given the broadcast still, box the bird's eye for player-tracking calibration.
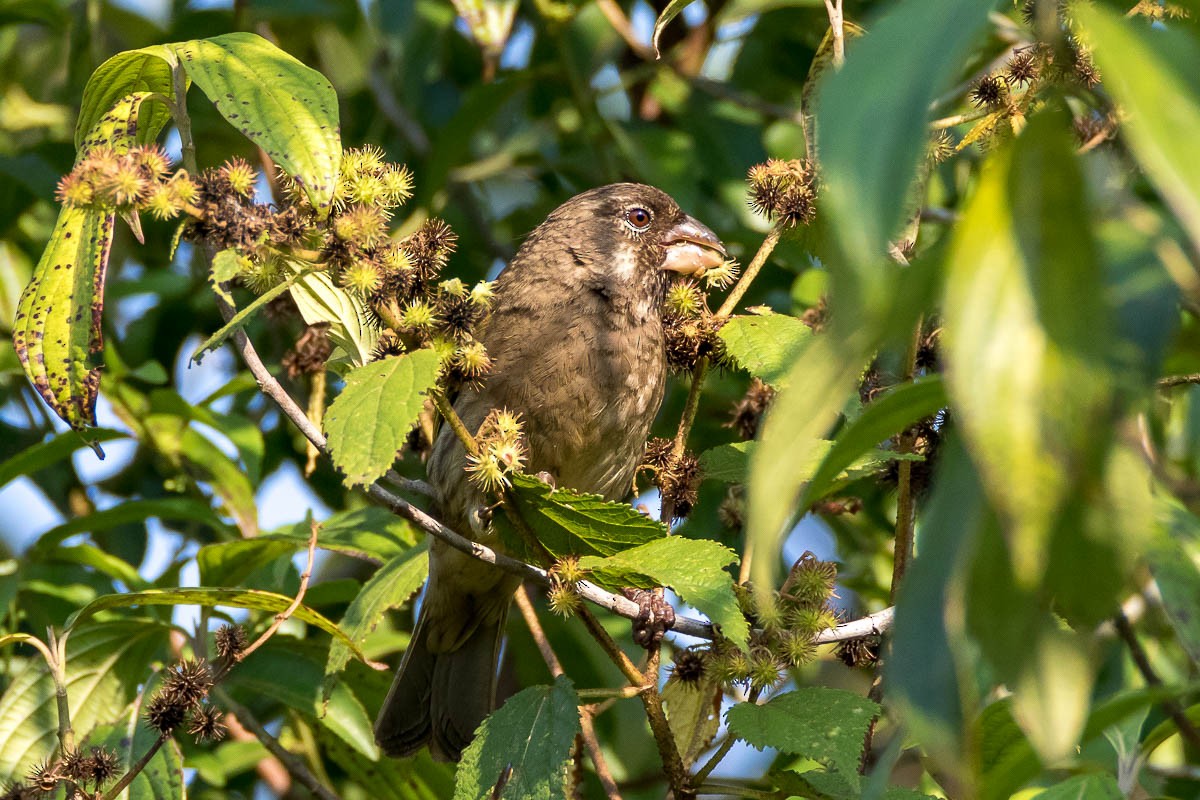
[624,207,652,232]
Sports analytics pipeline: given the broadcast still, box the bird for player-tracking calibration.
[373,183,727,762]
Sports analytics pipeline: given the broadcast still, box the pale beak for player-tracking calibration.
[660,215,727,278]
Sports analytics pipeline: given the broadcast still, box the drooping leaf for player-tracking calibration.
[662,676,722,768]
[191,265,312,363]
[75,46,177,149]
[800,376,945,507]
[82,702,185,800]
[942,109,1113,584]
[815,0,995,323]
[274,507,420,564]
[718,312,812,388]
[1076,6,1200,255]
[12,207,113,433]
[578,537,747,650]
[62,587,370,664]
[197,538,302,587]
[289,267,381,368]
[651,0,698,58]
[453,676,581,800]
[727,687,880,789]
[173,33,341,214]
[0,621,170,782]
[324,349,442,487]
[499,473,667,560]
[31,497,233,556]
[325,541,428,682]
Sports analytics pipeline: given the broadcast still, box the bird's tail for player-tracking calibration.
[374,603,507,762]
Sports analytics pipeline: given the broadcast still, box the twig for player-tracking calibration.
[1158,373,1200,389]
[430,389,479,454]
[45,629,75,753]
[172,63,197,174]
[694,784,775,799]
[228,518,319,669]
[716,225,785,318]
[99,735,168,800]
[889,318,924,603]
[823,0,845,68]
[214,686,342,800]
[929,107,993,130]
[1113,611,1200,753]
[515,588,624,800]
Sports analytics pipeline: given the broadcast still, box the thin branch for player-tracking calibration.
[1158,373,1200,390]
[172,63,197,174]
[45,629,74,753]
[889,318,924,603]
[214,686,342,800]
[228,518,319,670]
[99,735,168,800]
[929,107,993,130]
[716,225,785,318]
[694,784,776,799]
[1114,611,1200,752]
[516,588,624,800]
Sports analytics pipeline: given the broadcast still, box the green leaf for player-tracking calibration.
[453,676,581,800]
[701,439,920,491]
[747,334,864,589]
[578,537,748,650]
[501,473,667,561]
[718,313,812,388]
[0,428,126,488]
[63,588,371,664]
[52,544,149,590]
[289,267,381,368]
[1076,7,1200,255]
[324,349,441,487]
[172,33,341,214]
[325,541,428,682]
[662,675,722,768]
[800,377,946,507]
[0,621,170,783]
[815,0,995,323]
[75,46,177,149]
[651,0,696,57]
[942,109,1113,584]
[1033,775,1122,800]
[727,687,880,789]
[227,641,381,758]
[197,538,301,587]
[82,702,185,800]
[12,207,114,433]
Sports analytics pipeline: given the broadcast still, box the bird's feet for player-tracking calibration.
[534,470,557,489]
[621,588,675,648]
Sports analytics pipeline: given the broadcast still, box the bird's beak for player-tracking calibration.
[660,215,727,278]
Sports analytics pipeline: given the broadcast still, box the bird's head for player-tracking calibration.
[511,183,727,306]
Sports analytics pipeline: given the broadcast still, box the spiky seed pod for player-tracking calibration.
[801,295,828,331]
[333,205,389,248]
[672,649,708,686]
[547,581,581,617]
[437,293,483,341]
[665,281,704,317]
[748,651,783,690]
[25,760,59,794]
[282,324,333,379]
[56,172,95,207]
[439,277,468,298]
[1070,43,1100,87]
[550,556,585,585]
[836,635,881,668]
[346,172,387,207]
[222,157,257,198]
[373,329,406,359]
[969,74,1007,108]
[787,606,840,639]
[927,130,955,165]
[401,299,439,331]
[214,623,248,660]
[339,260,385,296]
[188,705,228,743]
[145,186,183,221]
[0,783,32,799]
[98,159,150,207]
[161,659,213,708]
[465,452,510,492]
[145,691,189,735]
[130,144,171,179]
[240,255,286,295]
[469,280,495,308]
[167,171,200,206]
[58,749,86,782]
[726,377,775,440]
[641,438,701,517]
[404,218,458,281]
[1005,50,1039,87]
[747,159,818,227]
[718,484,745,532]
[87,747,120,787]
[751,593,786,632]
[783,632,819,668]
[733,582,756,618]
[381,165,414,207]
[490,440,525,473]
[781,552,839,608]
[451,340,492,382]
[703,259,740,289]
[489,409,523,440]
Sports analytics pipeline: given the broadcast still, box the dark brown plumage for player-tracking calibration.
[373,183,726,762]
